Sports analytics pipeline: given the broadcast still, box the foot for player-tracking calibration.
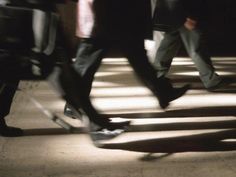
[207,78,234,92]
[0,126,23,137]
[159,84,190,109]
[89,120,130,141]
[48,65,128,130]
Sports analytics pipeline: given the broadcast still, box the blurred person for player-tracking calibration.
[0,0,130,140]
[152,0,232,91]
[64,0,190,121]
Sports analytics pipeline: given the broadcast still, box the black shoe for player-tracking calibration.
[207,78,234,92]
[159,84,190,109]
[89,120,130,141]
[0,126,23,137]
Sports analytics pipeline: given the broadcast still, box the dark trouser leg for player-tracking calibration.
[64,39,106,118]
[0,80,19,128]
[70,40,111,125]
[73,39,107,97]
[121,40,180,108]
[153,30,182,77]
[49,63,119,128]
[56,39,128,128]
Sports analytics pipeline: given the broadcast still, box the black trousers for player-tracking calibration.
[72,38,173,105]
[0,3,120,129]
[0,80,19,127]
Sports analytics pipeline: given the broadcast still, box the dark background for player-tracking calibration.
[56,0,236,57]
[194,0,236,56]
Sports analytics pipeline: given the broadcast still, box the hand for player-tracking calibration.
[184,18,197,31]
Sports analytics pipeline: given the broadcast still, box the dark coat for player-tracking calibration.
[7,0,66,11]
[153,0,207,31]
[77,0,153,40]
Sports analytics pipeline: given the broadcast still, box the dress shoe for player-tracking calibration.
[159,84,190,109]
[0,126,23,137]
[207,78,234,92]
[89,120,130,141]
[63,104,130,141]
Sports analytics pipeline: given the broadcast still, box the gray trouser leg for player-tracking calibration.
[73,40,106,97]
[179,26,222,88]
[153,30,182,77]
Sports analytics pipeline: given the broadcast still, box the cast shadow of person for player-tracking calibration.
[96,129,236,155]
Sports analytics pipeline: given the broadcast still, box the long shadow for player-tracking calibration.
[96,129,236,153]
[103,106,236,118]
[128,119,236,132]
